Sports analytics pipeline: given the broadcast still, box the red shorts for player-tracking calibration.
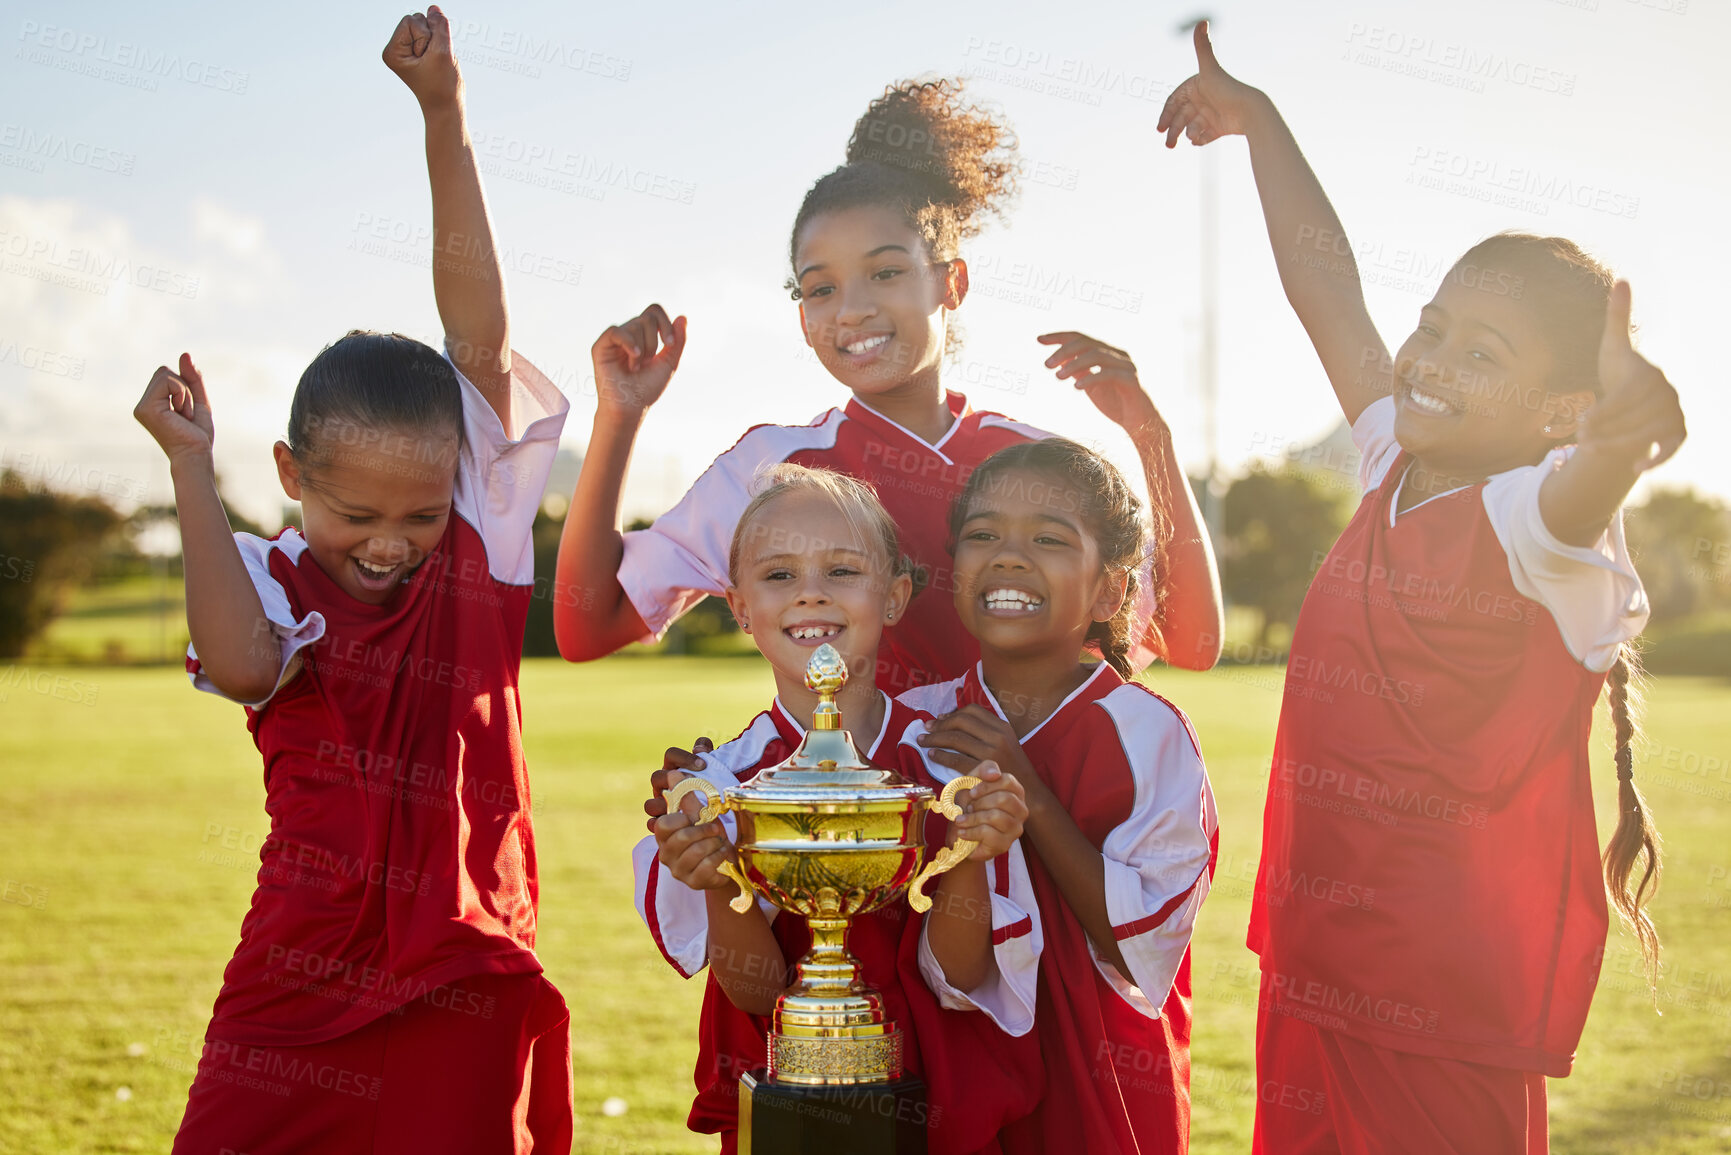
[172,972,572,1155]
[1253,1000,1547,1155]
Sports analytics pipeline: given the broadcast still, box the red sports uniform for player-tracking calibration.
[616,393,1160,692]
[1249,397,1648,1154]
[172,357,574,1155]
[633,694,1045,1154]
[902,664,1219,1154]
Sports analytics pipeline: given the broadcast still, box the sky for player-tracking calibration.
[0,0,1723,529]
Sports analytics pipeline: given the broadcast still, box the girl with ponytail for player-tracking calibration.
[554,78,1223,693]
[1161,23,1684,1153]
[916,438,1219,1152]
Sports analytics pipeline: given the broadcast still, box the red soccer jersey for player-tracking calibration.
[617,392,1051,693]
[904,664,1218,1154]
[1250,398,1646,1076]
[633,695,1044,1155]
[185,358,568,1048]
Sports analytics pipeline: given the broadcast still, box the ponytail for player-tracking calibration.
[1603,644,1662,1002]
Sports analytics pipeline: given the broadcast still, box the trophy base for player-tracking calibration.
[739,1069,927,1154]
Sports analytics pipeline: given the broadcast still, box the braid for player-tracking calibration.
[1603,645,1662,1003]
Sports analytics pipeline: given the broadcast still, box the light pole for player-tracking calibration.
[1177,14,1223,546]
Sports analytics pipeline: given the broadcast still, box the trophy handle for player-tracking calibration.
[664,777,757,914]
[908,775,981,914]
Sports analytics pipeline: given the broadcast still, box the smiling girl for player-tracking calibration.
[1159,23,1686,1153]
[136,11,573,1151]
[915,438,1219,1153]
[554,78,1223,692]
[633,465,1043,1153]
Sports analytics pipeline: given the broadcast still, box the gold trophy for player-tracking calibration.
[665,644,978,1152]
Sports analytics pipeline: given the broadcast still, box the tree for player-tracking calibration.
[1623,487,1731,624]
[1219,464,1354,649]
[0,471,125,658]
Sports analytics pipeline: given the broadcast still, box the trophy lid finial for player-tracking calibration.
[807,645,846,732]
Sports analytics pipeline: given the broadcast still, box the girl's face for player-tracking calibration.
[1391,274,1593,475]
[793,205,966,401]
[950,469,1124,664]
[726,489,911,689]
[273,429,458,606]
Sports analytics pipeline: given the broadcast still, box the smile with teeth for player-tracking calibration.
[786,624,842,640]
[1403,381,1458,416]
[842,334,890,356]
[983,588,1043,613]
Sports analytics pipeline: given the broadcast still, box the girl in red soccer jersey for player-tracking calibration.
[1158,23,1685,1154]
[132,10,574,1153]
[915,438,1220,1154]
[635,465,1044,1154]
[553,78,1225,693]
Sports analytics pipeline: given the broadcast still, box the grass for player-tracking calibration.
[1,658,1728,1152]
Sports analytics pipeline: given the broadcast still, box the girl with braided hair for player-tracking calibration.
[1161,22,1682,1153]
[914,437,1219,1152]
[554,77,1223,694]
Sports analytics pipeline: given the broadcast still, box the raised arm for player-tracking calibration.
[1038,331,1223,669]
[383,6,514,432]
[133,357,280,703]
[553,306,686,661]
[1540,282,1686,547]
[1158,21,1390,424]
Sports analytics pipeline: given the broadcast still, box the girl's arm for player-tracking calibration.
[1158,22,1391,424]
[921,763,1028,992]
[655,790,788,1015]
[553,306,686,661]
[133,358,280,702]
[383,7,514,431]
[1540,282,1686,546]
[921,708,1131,972]
[1037,331,1223,670]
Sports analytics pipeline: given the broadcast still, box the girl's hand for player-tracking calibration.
[643,738,713,830]
[950,761,1029,862]
[653,787,739,891]
[383,6,461,112]
[133,354,216,466]
[1579,281,1686,472]
[1037,331,1166,440]
[1157,20,1262,149]
[592,304,688,416]
[919,705,1043,787]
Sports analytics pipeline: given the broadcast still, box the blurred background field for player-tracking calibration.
[3,656,1728,1154]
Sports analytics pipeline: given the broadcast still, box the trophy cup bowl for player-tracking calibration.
[664,644,978,1094]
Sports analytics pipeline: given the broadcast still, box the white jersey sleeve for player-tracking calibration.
[632,717,782,978]
[902,719,1042,1037]
[449,351,570,586]
[185,531,326,708]
[617,413,845,641]
[1091,686,1217,1020]
[1353,395,1402,492]
[1481,448,1649,673]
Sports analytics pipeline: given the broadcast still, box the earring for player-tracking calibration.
[1542,424,1554,434]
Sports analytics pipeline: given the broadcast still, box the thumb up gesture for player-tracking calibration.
[1580,281,1686,472]
[383,5,461,112]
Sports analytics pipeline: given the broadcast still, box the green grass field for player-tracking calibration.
[2,658,1728,1153]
